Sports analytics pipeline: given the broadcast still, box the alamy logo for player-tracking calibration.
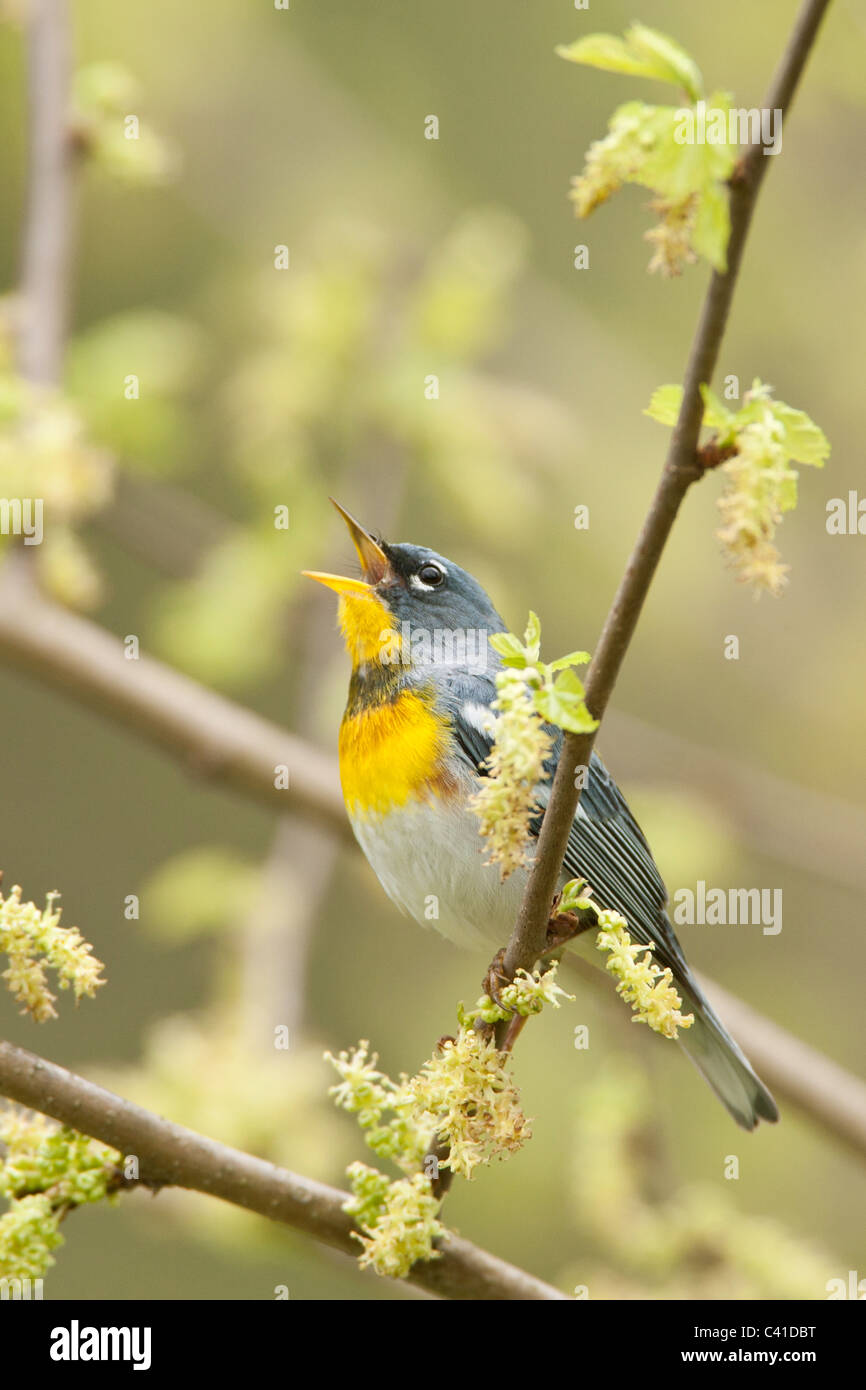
[0,1276,43,1299]
[0,497,43,544]
[379,622,490,670]
[826,1270,866,1299]
[49,1320,152,1371]
[674,101,783,157]
[672,880,782,935]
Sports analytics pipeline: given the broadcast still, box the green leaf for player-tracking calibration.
[553,667,587,697]
[648,383,738,433]
[776,472,799,512]
[669,92,737,184]
[535,684,598,735]
[558,879,597,915]
[556,34,662,80]
[488,631,528,666]
[699,384,734,432]
[645,384,683,425]
[691,181,731,272]
[638,100,736,204]
[556,25,703,102]
[627,24,704,102]
[773,404,830,467]
[523,610,542,661]
[548,650,591,671]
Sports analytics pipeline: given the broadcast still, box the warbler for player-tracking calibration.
[304,500,778,1131]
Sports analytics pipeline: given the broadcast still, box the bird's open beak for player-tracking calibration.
[302,498,392,595]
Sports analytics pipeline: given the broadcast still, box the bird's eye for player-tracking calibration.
[418,562,445,586]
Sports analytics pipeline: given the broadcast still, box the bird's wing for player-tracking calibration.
[559,749,689,976]
[437,668,502,772]
[439,670,778,1128]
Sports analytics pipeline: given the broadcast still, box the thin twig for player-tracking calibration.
[0,560,351,839]
[18,0,73,385]
[0,1040,568,1301]
[502,0,834,980]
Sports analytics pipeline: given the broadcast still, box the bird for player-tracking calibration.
[303,499,779,1131]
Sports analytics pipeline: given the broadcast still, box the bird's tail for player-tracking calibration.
[676,978,779,1130]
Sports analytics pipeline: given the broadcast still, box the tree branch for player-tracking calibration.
[0,1040,567,1301]
[502,0,834,979]
[0,559,352,841]
[19,0,73,385]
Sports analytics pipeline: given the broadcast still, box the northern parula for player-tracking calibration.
[304,499,778,1131]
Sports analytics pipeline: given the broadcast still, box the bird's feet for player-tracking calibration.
[543,895,595,955]
[544,911,580,954]
[482,947,511,1012]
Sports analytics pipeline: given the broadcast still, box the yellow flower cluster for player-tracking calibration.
[344,1162,445,1279]
[326,1040,428,1172]
[715,408,795,595]
[595,910,693,1039]
[409,1027,529,1180]
[0,1109,120,1281]
[0,883,105,1022]
[469,669,553,879]
[328,970,570,1277]
[570,119,634,217]
[328,1025,531,1189]
[644,195,699,278]
[464,960,574,1026]
[0,1110,119,1206]
[646,378,828,596]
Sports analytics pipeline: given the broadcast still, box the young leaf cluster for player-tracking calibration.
[558,25,736,274]
[646,379,829,593]
[470,613,596,879]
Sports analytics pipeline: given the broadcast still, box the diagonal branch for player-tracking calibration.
[0,559,351,841]
[502,0,835,980]
[19,0,73,385]
[0,1039,568,1301]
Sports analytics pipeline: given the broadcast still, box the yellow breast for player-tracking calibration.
[339,689,453,818]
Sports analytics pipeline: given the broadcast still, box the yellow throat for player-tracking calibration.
[302,499,455,818]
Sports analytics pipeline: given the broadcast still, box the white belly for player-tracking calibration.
[349,795,532,951]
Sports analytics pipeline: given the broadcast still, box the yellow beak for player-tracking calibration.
[300,571,374,597]
[302,498,392,594]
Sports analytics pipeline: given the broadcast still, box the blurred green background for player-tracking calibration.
[0,0,864,1299]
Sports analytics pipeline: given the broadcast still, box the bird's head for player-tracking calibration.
[302,499,505,672]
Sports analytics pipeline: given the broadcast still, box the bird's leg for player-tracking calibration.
[543,901,596,955]
[482,901,595,1022]
[480,897,597,1054]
